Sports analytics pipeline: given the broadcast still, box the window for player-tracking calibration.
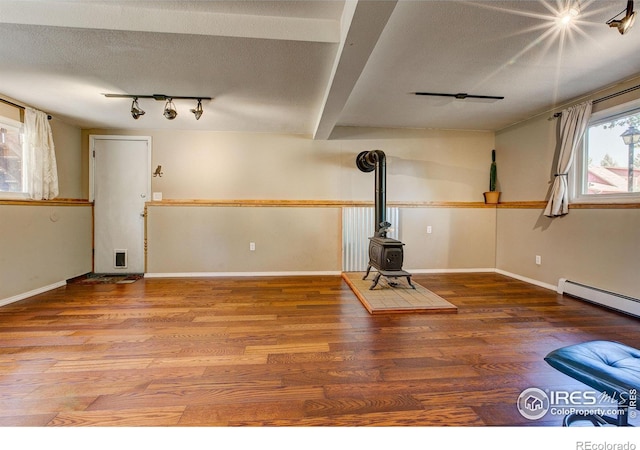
[575,101,640,202]
[0,117,26,196]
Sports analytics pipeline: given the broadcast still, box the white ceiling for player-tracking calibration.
[1,0,639,139]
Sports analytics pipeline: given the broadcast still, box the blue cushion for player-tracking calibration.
[545,340,640,406]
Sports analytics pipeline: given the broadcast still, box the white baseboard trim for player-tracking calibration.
[494,269,557,291]
[0,280,67,307]
[144,271,342,278]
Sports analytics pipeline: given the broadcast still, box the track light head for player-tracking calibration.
[619,10,636,33]
[607,0,636,34]
[163,99,177,120]
[130,98,145,119]
[190,99,203,120]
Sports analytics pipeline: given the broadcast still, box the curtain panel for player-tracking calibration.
[24,107,58,200]
[544,101,592,217]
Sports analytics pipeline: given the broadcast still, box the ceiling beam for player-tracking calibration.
[0,1,340,43]
[312,0,398,140]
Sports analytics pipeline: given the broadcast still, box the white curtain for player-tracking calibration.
[24,107,58,200]
[544,101,592,217]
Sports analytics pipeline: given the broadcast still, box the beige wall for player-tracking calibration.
[0,204,93,302]
[493,116,557,202]
[50,118,84,199]
[146,204,496,275]
[496,208,640,299]
[82,127,496,274]
[495,76,640,298]
[147,206,342,274]
[82,127,494,202]
[401,207,496,271]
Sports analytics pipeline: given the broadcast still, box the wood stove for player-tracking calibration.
[356,150,414,290]
[368,236,404,271]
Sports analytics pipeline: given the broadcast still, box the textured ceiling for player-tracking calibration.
[0,0,639,138]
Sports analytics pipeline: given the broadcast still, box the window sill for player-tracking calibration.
[570,194,640,208]
[569,202,640,209]
[495,201,640,209]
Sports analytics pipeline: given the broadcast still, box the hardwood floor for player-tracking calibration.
[0,273,638,427]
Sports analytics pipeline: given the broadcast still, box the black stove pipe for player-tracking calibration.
[356,150,387,237]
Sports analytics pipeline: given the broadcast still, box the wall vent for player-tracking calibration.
[558,278,640,318]
[114,250,128,269]
[342,207,399,272]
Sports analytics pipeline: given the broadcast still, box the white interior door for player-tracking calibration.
[91,136,150,274]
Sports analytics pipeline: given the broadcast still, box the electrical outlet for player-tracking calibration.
[427,226,432,234]
[535,255,541,265]
[250,242,256,251]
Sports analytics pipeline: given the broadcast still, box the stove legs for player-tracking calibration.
[363,267,415,290]
[370,272,382,290]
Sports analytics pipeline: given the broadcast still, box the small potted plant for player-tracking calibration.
[483,149,500,204]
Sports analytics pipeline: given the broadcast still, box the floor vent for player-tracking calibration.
[558,279,640,318]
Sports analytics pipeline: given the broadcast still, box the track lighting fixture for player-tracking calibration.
[607,0,636,34]
[163,98,177,120]
[104,93,212,120]
[191,99,203,120]
[130,97,145,119]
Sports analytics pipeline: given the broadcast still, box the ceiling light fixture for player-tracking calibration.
[559,6,579,25]
[163,98,177,120]
[190,99,203,120]
[104,93,212,120]
[607,0,636,34]
[130,97,145,119]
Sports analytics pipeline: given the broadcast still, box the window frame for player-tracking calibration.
[0,116,28,199]
[572,99,640,204]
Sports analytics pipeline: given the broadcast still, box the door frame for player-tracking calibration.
[89,135,152,273]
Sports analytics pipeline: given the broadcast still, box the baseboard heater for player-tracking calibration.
[558,279,640,318]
